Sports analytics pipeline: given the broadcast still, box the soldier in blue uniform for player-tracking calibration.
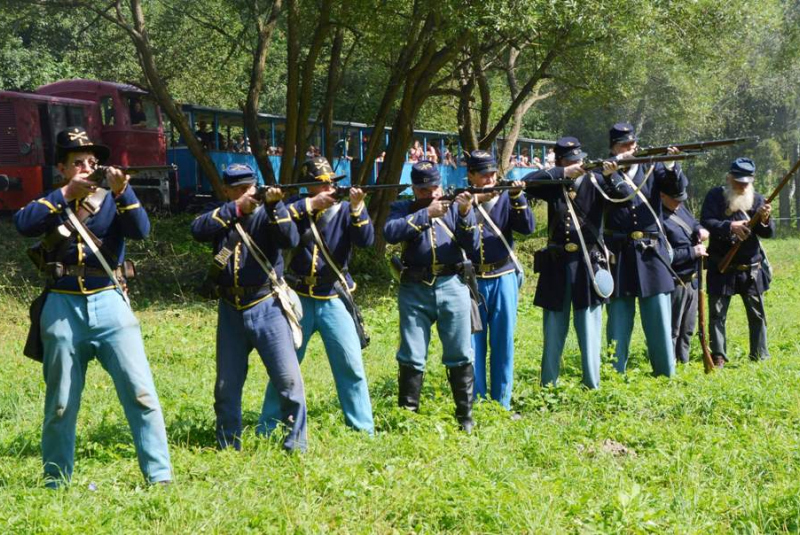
[700,158,773,366]
[14,127,172,487]
[661,183,709,364]
[191,164,307,452]
[260,157,374,435]
[464,150,534,408]
[384,161,479,431]
[524,137,607,389]
[594,123,686,377]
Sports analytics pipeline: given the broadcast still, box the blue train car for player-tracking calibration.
[166,103,555,203]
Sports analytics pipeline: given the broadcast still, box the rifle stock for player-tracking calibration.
[697,256,715,373]
[718,157,800,273]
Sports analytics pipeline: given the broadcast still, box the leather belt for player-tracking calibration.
[217,284,273,298]
[46,263,123,279]
[401,264,459,283]
[735,263,759,271]
[476,256,511,274]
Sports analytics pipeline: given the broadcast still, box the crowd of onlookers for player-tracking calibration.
[188,125,556,171]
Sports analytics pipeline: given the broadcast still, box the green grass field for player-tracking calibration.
[1,214,800,533]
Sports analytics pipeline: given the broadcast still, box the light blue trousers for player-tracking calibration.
[541,278,602,389]
[40,290,172,487]
[606,293,675,377]
[396,275,474,371]
[472,272,518,409]
[216,298,307,452]
[259,296,374,434]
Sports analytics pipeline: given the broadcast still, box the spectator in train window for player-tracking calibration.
[195,121,213,149]
[408,140,424,162]
[519,148,531,168]
[306,145,317,158]
[376,151,386,163]
[443,149,457,169]
[531,156,544,170]
[545,147,556,169]
[426,145,439,164]
[129,99,148,127]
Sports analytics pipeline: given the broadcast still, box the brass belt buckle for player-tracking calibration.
[630,231,644,240]
[564,243,579,253]
[736,264,749,271]
[477,263,490,273]
[431,264,443,275]
[303,275,317,285]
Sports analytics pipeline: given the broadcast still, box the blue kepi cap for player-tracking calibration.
[411,160,441,187]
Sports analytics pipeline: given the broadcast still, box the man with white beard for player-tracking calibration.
[700,158,774,367]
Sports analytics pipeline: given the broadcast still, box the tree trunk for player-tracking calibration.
[322,27,345,163]
[280,0,301,184]
[244,1,283,185]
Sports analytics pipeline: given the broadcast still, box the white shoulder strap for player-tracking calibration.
[475,201,523,274]
[64,203,129,306]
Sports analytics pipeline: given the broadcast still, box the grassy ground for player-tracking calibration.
[1,212,800,533]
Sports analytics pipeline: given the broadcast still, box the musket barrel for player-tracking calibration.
[635,137,758,157]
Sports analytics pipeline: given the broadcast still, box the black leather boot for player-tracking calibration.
[447,363,475,433]
[398,365,424,411]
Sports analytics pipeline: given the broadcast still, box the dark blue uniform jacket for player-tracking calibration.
[191,200,299,309]
[525,167,606,311]
[700,186,774,296]
[286,197,374,298]
[663,204,702,290]
[469,191,534,278]
[14,186,149,294]
[383,200,479,284]
[595,162,688,298]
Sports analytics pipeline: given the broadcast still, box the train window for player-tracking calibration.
[67,106,84,127]
[128,96,158,129]
[49,105,68,136]
[100,97,115,126]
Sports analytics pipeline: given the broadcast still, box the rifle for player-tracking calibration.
[634,137,758,157]
[87,164,178,185]
[697,256,715,373]
[581,153,700,172]
[300,183,412,199]
[408,182,572,212]
[718,157,800,273]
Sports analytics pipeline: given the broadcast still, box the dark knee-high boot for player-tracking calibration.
[447,363,475,433]
[398,364,424,411]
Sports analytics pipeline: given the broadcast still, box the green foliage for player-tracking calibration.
[3,215,800,531]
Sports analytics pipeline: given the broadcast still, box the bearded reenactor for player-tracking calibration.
[259,157,374,435]
[700,158,773,366]
[383,161,479,432]
[595,123,687,377]
[14,127,172,488]
[661,183,709,364]
[465,150,534,409]
[524,137,608,389]
[191,164,307,452]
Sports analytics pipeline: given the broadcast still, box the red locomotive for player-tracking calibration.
[0,79,173,211]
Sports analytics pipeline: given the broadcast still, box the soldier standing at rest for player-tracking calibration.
[524,137,607,389]
[700,158,773,367]
[465,150,534,408]
[383,161,479,432]
[594,123,686,377]
[14,127,172,488]
[191,164,307,451]
[661,183,709,364]
[259,157,374,435]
